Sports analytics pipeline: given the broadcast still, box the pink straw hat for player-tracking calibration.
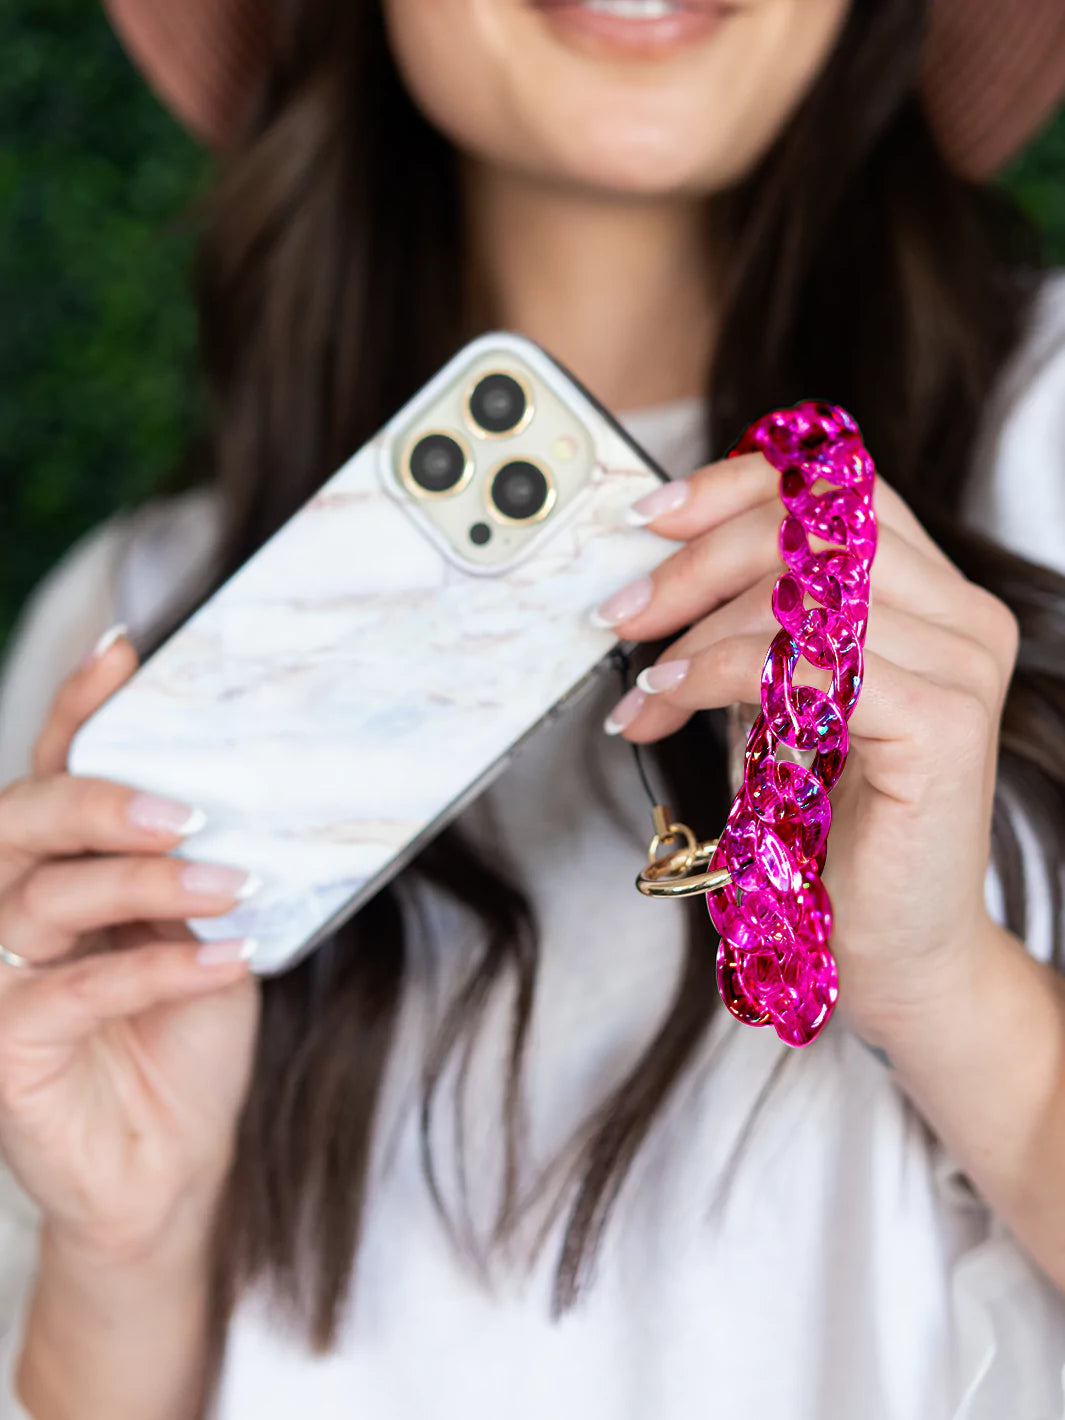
[103,0,1065,179]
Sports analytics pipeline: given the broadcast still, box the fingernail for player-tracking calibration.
[590,575,653,629]
[127,794,207,838]
[636,658,690,693]
[196,938,258,967]
[603,686,646,735]
[625,479,690,527]
[83,622,128,667]
[181,864,261,901]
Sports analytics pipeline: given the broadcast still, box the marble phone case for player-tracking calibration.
[68,332,674,975]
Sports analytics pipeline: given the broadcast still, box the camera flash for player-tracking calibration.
[552,435,578,461]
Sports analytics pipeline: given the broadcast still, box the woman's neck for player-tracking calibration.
[463,161,716,413]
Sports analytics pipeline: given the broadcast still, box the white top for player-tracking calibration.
[2,284,1065,1419]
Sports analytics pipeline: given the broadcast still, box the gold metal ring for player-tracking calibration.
[636,837,732,898]
[646,820,697,874]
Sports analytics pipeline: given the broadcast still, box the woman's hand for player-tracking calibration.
[593,453,1020,1041]
[0,631,261,1266]
[595,458,1065,1299]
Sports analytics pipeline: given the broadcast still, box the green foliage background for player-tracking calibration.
[2,1,1064,651]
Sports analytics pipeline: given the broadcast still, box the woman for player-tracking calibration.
[1,0,1065,1415]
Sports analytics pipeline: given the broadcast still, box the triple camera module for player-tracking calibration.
[406,371,552,525]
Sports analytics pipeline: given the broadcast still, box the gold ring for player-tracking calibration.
[636,837,732,898]
[647,821,697,874]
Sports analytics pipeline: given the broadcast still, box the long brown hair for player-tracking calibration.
[168,0,1065,1378]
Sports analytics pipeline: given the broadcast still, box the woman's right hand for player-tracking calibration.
[0,629,262,1267]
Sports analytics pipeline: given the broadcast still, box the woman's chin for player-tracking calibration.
[388,0,850,199]
[545,151,715,198]
[510,117,739,197]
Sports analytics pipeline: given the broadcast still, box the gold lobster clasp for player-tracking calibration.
[635,803,732,898]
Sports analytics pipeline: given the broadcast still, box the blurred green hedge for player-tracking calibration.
[1,1,207,653]
[2,0,1064,651]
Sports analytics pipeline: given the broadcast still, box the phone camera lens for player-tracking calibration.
[408,433,468,494]
[490,460,551,522]
[469,373,527,435]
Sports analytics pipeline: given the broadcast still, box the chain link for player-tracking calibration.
[706,402,878,1047]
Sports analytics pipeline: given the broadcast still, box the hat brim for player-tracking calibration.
[924,0,1065,176]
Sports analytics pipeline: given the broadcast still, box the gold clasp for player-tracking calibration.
[636,803,732,898]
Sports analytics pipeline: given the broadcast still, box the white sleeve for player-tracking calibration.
[964,269,1065,577]
[0,489,221,794]
[0,516,133,791]
[0,497,219,1416]
[982,783,1059,965]
[0,1162,42,1419]
[929,285,1065,1414]
[0,519,131,1416]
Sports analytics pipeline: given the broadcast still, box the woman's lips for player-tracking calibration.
[529,0,737,55]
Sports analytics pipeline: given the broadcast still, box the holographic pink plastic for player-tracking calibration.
[706,402,878,1047]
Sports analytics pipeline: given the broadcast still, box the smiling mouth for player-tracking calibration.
[529,0,739,47]
[534,0,730,16]
[574,1,689,12]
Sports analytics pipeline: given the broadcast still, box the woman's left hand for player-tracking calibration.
[593,452,1021,1041]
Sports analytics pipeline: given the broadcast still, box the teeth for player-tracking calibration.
[581,0,685,17]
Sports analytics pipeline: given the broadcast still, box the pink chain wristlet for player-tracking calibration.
[635,402,878,1048]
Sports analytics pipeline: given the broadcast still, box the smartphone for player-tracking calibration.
[68,332,674,975]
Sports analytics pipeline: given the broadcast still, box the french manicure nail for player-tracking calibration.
[83,622,128,667]
[603,686,647,735]
[127,794,207,838]
[196,938,258,967]
[590,575,653,629]
[636,659,691,694]
[181,863,261,901]
[625,479,691,526]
